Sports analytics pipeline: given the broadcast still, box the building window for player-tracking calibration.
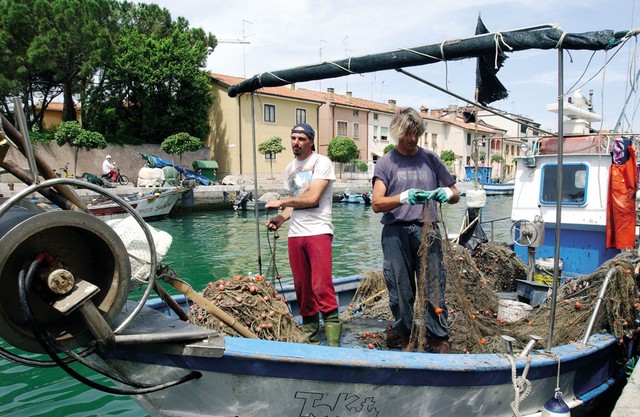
[264,104,275,123]
[296,108,306,124]
[263,153,277,161]
[520,124,528,134]
[353,122,360,138]
[337,121,348,136]
[431,133,438,151]
[373,125,379,140]
[467,133,472,145]
[373,113,379,121]
[380,126,388,141]
[353,110,359,117]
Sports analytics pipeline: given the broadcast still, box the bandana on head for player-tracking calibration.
[291,123,315,140]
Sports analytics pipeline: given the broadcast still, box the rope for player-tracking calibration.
[326,60,357,75]
[506,353,533,417]
[399,47,442,62]
[555,32,568,49]
[493,33,513,69]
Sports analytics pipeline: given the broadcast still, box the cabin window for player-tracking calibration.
[264,104,276,123]
[540,163,588,205]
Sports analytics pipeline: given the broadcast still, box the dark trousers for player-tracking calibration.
[381,223,449,339]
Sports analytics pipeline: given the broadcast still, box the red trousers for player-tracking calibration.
[288,234,338,317]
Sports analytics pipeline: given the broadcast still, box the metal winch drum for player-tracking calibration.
[0,207,131,353]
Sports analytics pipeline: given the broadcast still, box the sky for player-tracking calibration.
[139,0,640,133]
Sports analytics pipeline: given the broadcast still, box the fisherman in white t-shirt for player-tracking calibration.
[265,123,341,346]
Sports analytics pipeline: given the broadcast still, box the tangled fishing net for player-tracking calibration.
[186,275,307,343]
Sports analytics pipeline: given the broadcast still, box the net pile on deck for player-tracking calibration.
[187,275,307,343]
[342,240,640,354]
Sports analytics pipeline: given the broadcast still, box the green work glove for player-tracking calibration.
[432,187,453,203]
[400,188,430,205]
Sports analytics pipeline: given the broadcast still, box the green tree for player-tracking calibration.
[258,136,285,179]
[327,136,358,178]
[54,121,107,177]
[84,3,216,144]
[491,154,505,163]
[471,150,486,165]
[161,132,202,166]
[383,143,395,154]
[440,150,456,167]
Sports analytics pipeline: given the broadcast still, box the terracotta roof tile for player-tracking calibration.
[210,73,324,103]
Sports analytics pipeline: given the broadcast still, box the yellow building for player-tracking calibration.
[209,74,324,179]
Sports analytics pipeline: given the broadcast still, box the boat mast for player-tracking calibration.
[250,93,263,276]
[546,48,565,350]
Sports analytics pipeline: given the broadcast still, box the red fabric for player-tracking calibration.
[287,234,338,317]
[606,146,638,249]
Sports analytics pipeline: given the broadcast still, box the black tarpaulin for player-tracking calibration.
[475,16,509,105]
[228,26,628,97]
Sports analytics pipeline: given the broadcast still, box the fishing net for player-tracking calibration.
[187,275,307,343]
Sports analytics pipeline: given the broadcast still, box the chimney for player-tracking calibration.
[346,91,352,103]
[419,105,429,114]
[290,83,295,90]
[448,104,458,121]
[388,99,397,112]
[327,87,334,101]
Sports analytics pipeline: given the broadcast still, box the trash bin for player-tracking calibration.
[192,160,218,182]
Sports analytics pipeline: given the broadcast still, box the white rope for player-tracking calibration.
[261,72,290,84]
[399,47,442,62]
[506,353,533,417]
[555,32,568,49]
[326,60,356,75]
[493,33,513,69]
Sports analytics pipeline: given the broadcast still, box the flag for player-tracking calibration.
[475,16,509,105]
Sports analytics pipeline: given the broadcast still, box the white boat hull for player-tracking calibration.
[88,189,183,220]
[97,293,626,417]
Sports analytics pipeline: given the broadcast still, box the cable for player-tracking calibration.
[18,260,201,395]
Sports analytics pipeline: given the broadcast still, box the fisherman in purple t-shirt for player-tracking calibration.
[372,107,459,353]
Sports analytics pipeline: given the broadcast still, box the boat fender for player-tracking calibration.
[541,391,570,417]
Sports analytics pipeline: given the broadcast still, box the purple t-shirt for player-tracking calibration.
[373,148,455,225]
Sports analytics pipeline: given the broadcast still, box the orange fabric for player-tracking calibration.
[606,146,638,249]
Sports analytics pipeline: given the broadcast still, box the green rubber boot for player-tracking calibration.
[323,310,342,347]
[302,313,320,344]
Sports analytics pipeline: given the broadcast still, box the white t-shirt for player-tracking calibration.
[284,153,336,237]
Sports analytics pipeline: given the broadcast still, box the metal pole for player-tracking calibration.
[582,268,616,344]
[250,93,263,275]
[546,48,565,350]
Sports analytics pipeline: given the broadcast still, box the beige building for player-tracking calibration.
[299,88,397,160]
[208,73,324,179]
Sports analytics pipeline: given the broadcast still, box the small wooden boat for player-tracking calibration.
[88,187,189,220]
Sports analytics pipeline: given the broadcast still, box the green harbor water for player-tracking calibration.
[0,196,514,416]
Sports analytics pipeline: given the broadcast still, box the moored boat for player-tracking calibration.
[87,186,189,220]
[339,188,372,204]
[457,166,515,196]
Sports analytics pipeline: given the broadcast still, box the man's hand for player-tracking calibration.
[265,200,282,211]
[399,188,431,205]
[266,214,285,231]
[432,187,453,203]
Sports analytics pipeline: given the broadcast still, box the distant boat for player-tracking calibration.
[88,187,189,220]
[339,189,371,205]
[457,166,514,196]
